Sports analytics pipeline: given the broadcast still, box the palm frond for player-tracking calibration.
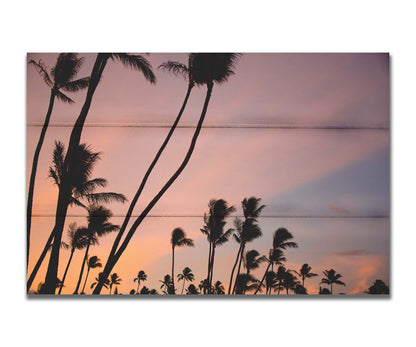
[28,59,53,87]
[85,192,127,205]
[55,89,74,104]
[61,76,90,92]
[51,53,84,86]
[158,61,189,80]
[111,53,156,84]
[73,178,108,197]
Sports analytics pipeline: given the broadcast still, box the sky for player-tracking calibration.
[26,53,390,295]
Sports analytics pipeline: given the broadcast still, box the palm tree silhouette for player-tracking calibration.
[234,274,259,294]
[274,265,287,295]
[200,199,235,292]
[213,281,225,295]
[254,228,297,294]
[80,256,102,294]
[186,284,200,295]
[229,197,264,294]
[177,267,195,295]
[160,274,175,295]
[170,228,194,292]
[320,269,346,294]
[73,205,119,294]
[244,250,263,275]
[92,53,241,295]
[27,142,126,292]
[293,263,318,288]
[365,279,389,294]
[90,272,110,291]
[281,271,299,295]
[27,54,89,266]
[133,270,147,294]
[57,223,89,294]
[43,53,155,294]
[109,273,122,295]
[265,271,277,295]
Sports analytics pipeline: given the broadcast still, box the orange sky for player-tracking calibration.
[26,53,390,295]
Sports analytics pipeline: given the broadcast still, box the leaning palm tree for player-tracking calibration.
[293,263,318,288]
[133,270,147,294]
[43,53,155,294]
[73,205,119,294]
[27,142,126,292]
[27,54,90,266]
[92,54,241,295]
[109,273,122,295]
[320,269,346,294]
[170,228,194,292]
[229,197,264,294]
[81,256,102,294]
[200,199,235,292]
[177,267,195,295]
[57,223,89,294]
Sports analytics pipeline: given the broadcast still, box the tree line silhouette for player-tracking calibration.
[27,53,389,295]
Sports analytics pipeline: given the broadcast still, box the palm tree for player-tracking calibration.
[92,53,241,295]
[229,197,264,294]
[281,271,299,295]
[254,249,286,295]
[274,265,287,295]
[109,273,122,295]
[27,54,90,266]
[43,53,155,294]
[244,250,263,275]
[200,199,235,292]
[264,271,277,295]
[57,223,89,294]
[27,141,126,292]
[177,267,195,295]
[171,228,194,292]
[294,284,308,295]
[234,274,259,294]
[90,272,110,291]
[213,281,225,295]
[320,269,346,294]
[73,205,119,294]
[365,279,389,294]
[293,263,318,288]
[133,270,147,294]
[186,284,200,295]
[160,274,175,295]
[81,256,102,294]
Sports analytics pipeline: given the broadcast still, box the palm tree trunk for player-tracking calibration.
[136,281,140,294]
[43,55,108,294]
[228,244,242,294]
[93,83,214,295]
[171,246,175,292]
[209,245,216,289]
[232,243,245,294]
[27,90,56,268]
[103,83,194,269]
[27,231,54,291]
[181,279,186,295]
[81,266,91,294]
[57,248,74,294]
[331,283,333,295]
[74,240,91,294]
[254,261,271,295]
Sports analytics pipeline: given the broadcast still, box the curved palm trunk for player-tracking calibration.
[209,245,216,290]
[27,90,56,268]
[103,83,194,268]
[74,240,91,294]
[205,241,212,294]
[232,243,245,294]
[228,244,242,294]
[42,55,108,294]
[136,281,140,294]
[181,279,186,295]
[81,265,91,294]
[254,261,271,295]
[27,231,54,291]
[93,83,213,295]
[57,248,75,294]
[171,246,175,293]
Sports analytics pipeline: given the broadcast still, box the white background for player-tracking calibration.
[1,1,414,346]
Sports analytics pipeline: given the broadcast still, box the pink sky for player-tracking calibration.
[27,53,389,295]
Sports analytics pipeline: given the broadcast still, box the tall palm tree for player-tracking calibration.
[200,199,235,292]
[109,273,122,295]
[57,223,89,294]
[27,141,126,292]
[93,53,241,295]
[170,228,194,292]
[177,267,195,295]
[133,270,147,294]
[293,263,318,288]
[27,54,90,266]
[160,274,175,295]
[73,205,119,294]
[320,269,346,294]
[43,53,155,294]
[229,197,264,294]
[90,272,110,291]
[81,256,102,294]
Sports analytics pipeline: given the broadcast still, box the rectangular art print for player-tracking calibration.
[26,53,390,296]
